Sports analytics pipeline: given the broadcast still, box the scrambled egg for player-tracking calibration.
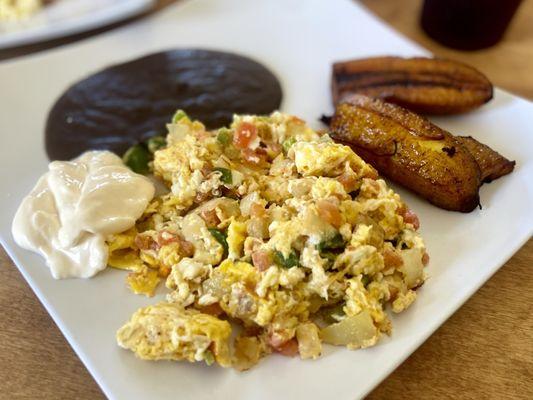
[113,111,428,369]
[0,0,42,21]
[116,302,232,367]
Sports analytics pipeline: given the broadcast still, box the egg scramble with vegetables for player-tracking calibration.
[111,111,428,370]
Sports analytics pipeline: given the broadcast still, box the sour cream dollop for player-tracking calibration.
[12,151,155,279]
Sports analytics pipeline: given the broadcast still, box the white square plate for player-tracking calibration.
[1,0,532,399]
[0,0,154,49]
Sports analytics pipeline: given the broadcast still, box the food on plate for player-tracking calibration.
[0,0,44,21]
[111,110,428,369]
[455,136,515,183]
[332,56,493,114]
[45,49,283,161]
[330,94,483,212]
[11,151,154,278]
[117,303,232,367]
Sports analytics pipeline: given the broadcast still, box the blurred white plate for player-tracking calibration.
[0,0,154,49]
[0,0,532,399]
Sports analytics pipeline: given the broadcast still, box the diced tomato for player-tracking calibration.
[383,248,403,268]
[157,231,195,257]
[200,164,212,177]
[233,122,258,149]
[337,170,358,193]
[178,236,195,257]
[267,329,299,356]
[242,148,267,165]
[135,234,159,251]
[422,252,430,266]
[200,209,220,227]
[317,199,342,228]
[397,204,407,216]
[275,338,299,357]
[157,230,178,246]
[402,209,420,230]
[252,250,272,272]
[267,332,286,349]
[200,302,224,316]
[194,191,211,203]
[244,325,262,336]
[158,265,171,278]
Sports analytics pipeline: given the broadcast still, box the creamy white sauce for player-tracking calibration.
[12,151,155,279]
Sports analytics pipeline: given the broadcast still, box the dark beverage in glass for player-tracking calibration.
[421,0,523,50]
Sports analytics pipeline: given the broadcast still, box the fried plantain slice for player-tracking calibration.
[332,56,493,114]
[456,136,515,183]
[330,95,482,212]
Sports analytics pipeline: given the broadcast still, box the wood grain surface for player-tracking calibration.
[1,1,532,399]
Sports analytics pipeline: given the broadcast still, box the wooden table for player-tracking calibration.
[1,1,531,398]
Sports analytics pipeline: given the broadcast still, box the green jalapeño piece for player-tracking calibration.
[123,144,151,174]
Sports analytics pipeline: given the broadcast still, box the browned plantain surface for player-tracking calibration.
[330,95,482,212]
[456,136,515,183]
[332,56,493,114]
